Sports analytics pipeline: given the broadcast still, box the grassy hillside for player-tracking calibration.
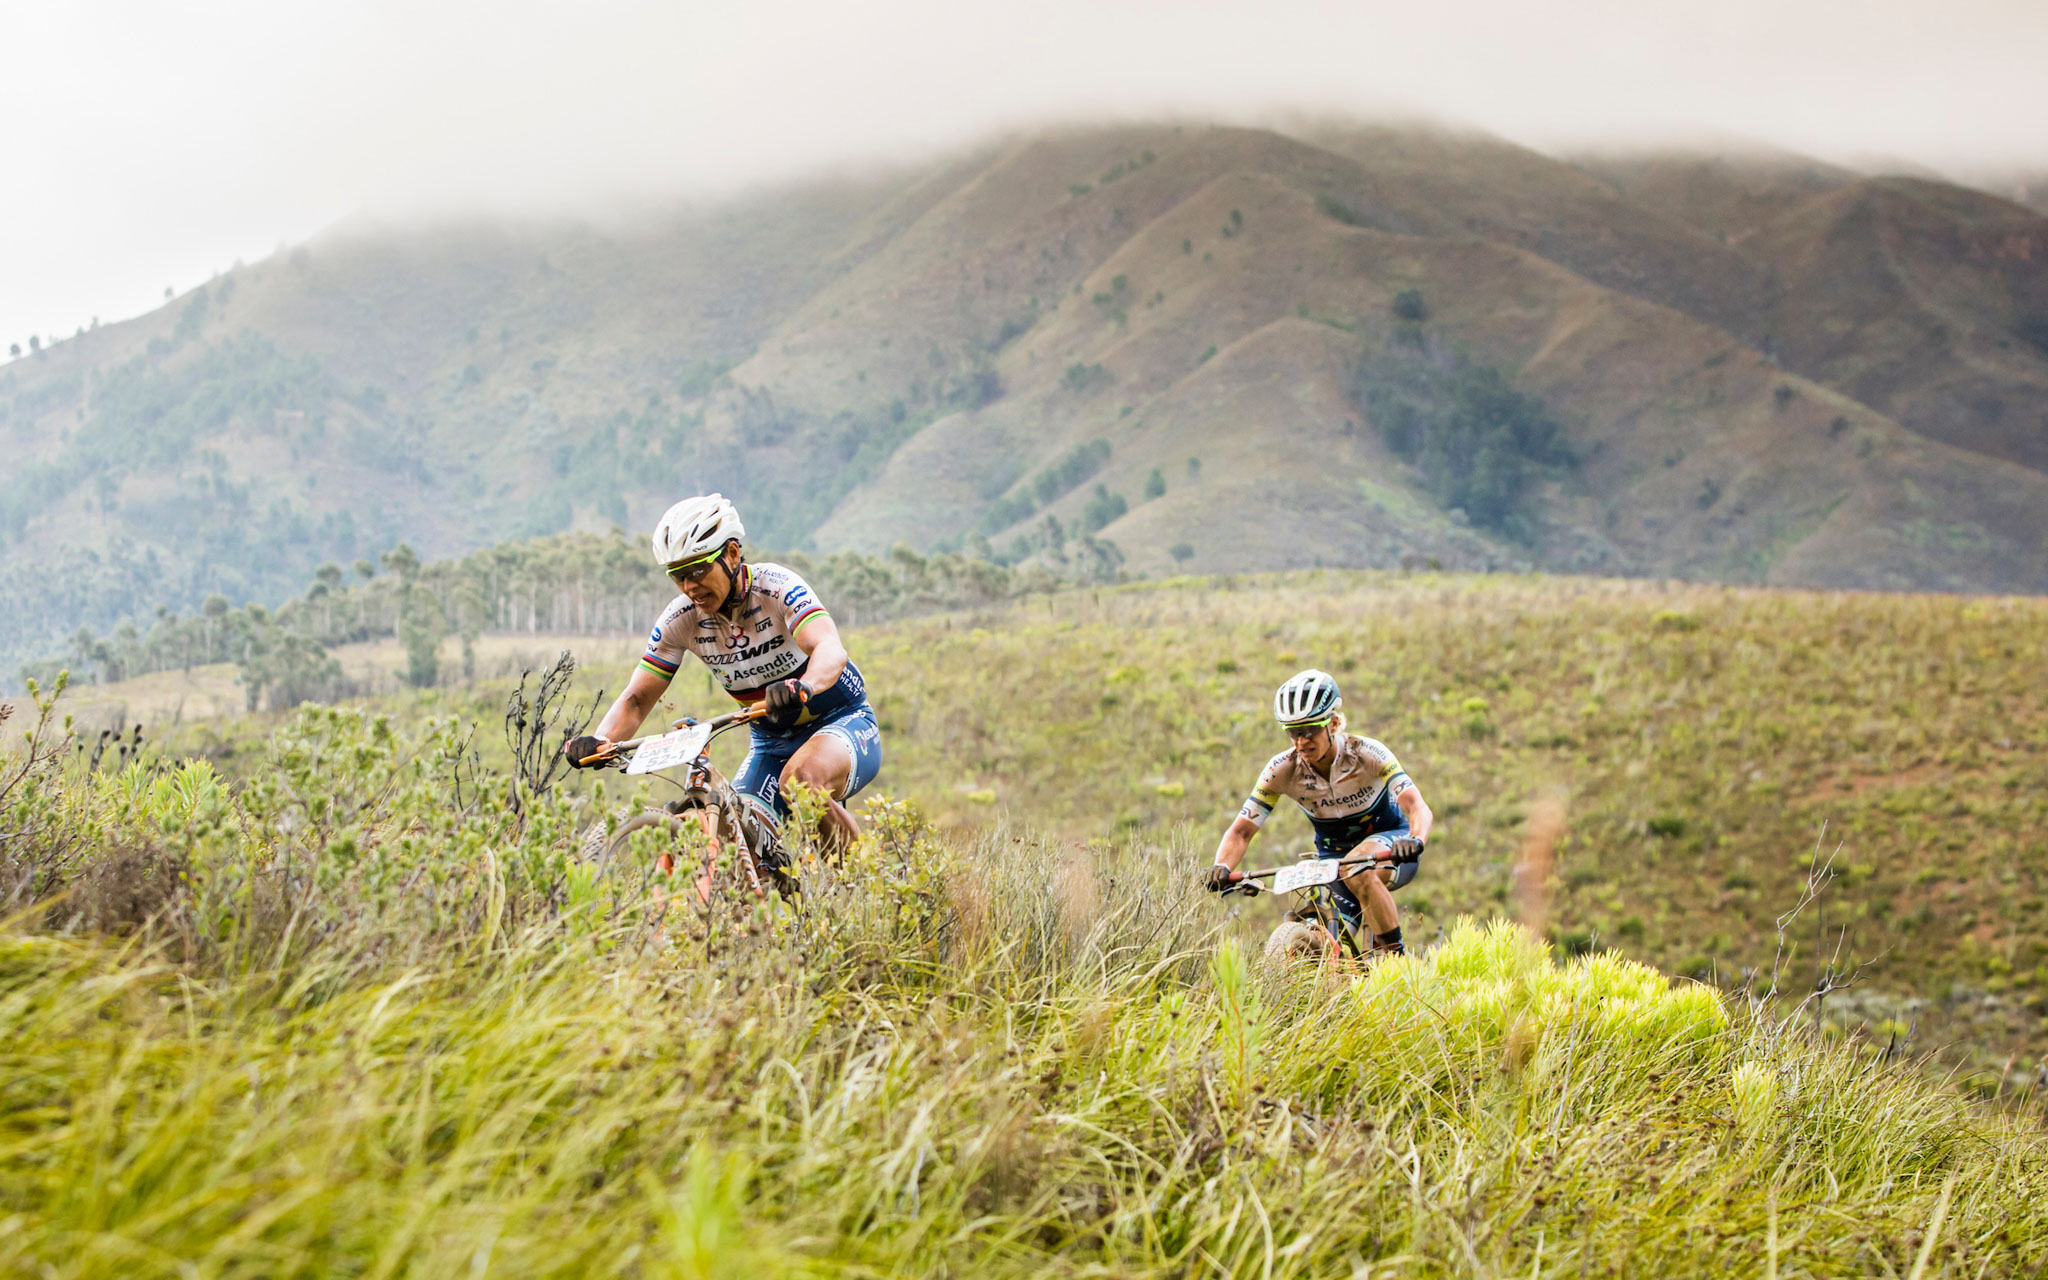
[5,684,2046,1275]
[861,574,2048,1071]
[5,122,2047,678]
[79,569,2048,1073]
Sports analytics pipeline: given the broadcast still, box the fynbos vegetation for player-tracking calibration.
[4,667,2045,1275]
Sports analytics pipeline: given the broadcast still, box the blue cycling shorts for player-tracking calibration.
[732,703,883,819]
[1324,827,1419,930]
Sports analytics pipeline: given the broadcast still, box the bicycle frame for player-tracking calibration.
[589,706,784,900]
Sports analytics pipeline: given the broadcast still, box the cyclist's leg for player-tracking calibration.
[724,735,804,895]
[732,734,797,819]
[1317,842,1371,951]
[780,707,881,857]
[1340,832,1409,953]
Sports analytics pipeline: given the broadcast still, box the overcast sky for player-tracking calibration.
[6,0,2047,354]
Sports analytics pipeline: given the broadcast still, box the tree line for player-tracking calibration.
[22,528,1124,710]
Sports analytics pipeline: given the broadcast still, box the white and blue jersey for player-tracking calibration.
[1240,732,1419,932]
[636,562,881,817]
[638,562,867,735]
[1239,733,1414,854]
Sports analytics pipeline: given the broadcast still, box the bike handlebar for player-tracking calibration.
[576,705,767,766]
[1221,851,1390,896]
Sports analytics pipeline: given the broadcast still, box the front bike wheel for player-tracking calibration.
[1263,919,1334,965]
[587,809,698,894]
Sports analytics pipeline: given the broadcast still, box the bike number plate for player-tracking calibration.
[627,724,712,775]
[1272,859,1341,895]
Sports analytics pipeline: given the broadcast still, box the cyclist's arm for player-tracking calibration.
[593,666,673,743]
[1213,816,1260,871]
[791,612,848,694]
[1215,755,1289,872]
[1395,779,1433,842]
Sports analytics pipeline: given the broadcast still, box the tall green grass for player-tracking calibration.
[841,572,2048,1069]
[4,703,2045,1276]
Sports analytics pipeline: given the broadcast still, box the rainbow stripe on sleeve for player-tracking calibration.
[638,651,680,680]
[790,603,829,634]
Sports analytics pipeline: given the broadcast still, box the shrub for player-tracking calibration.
[1063,362,1112,394]
[1080,484,1127,533]
[976,491,1037,535]
[1354,347,1569,540]
[1031,439,1112,506]
[1317,194,1370,227]
[1392,289,1428,322]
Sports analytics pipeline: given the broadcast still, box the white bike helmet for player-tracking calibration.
[651,494,745,569]
[1273,668,1341,726]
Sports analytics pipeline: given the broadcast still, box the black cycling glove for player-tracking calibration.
[564,735,606,769]
[1202,864,1239,893]
[763,679,809,727]
[1383,835,1426,864]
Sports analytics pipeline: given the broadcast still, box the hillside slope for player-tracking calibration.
[3,121,2046,674]
[1585,150,2048,472]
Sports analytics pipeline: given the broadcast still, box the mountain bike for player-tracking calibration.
[575,705,798,903]
[1220,851,1390,964]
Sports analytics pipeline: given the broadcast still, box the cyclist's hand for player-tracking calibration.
[763,679,808,727]
[564,735,609,768]
[1384,835,1425,863]
[1202,863,1240,893]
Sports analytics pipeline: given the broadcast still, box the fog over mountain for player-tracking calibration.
[7,0,2048,349]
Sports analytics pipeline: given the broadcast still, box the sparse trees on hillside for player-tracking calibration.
[1354,339,1570,541]
[1143,468,1166,501]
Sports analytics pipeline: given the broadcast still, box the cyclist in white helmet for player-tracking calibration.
[1202,668,1432,955]
[564,493,882,853]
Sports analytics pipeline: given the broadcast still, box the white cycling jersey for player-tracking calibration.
[636,562,866,730]
[1239,733,1414,853]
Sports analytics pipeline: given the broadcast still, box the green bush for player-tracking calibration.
[1080,484,1127,533]
[1062,362,1111,394]
[1316,193,1370,227]
[1030,439,1111,505]
[1354,345,1570,540]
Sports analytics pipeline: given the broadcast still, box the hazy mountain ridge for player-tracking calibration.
[3,121,2046,673]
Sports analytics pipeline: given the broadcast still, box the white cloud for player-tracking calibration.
[5,0,2046,351]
